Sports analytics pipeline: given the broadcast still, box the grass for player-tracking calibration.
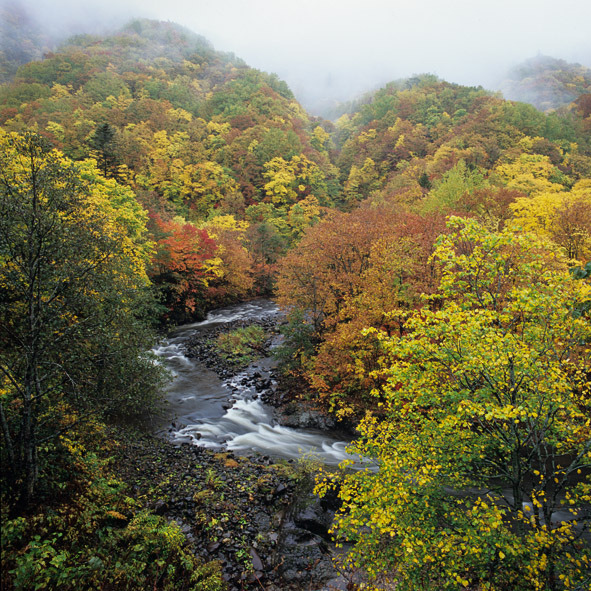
[214,324,266,366]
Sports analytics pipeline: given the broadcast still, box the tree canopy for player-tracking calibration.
[0,131,165,506]
[318,218,591,590]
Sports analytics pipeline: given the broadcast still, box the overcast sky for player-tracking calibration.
[8,0,591,112]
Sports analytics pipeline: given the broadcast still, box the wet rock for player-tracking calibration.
[250,548,264,571]
[136,302,357,590]
[293,499,335,540]
[277,406,338,430]
[152,499,167,515]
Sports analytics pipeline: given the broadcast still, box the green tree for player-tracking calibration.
[90,122,119,178]
[319,218,591,590]
[0,132,164,507]
[421,159,486,213]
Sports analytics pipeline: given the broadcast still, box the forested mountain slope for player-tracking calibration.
[276,72,591,591]
[1,19,339,319]
[1,15,590,591]
[0,18,337,209]
[334,74,590,208]
[499,54,591,112]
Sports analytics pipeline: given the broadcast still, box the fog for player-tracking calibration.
[5,0,591,113]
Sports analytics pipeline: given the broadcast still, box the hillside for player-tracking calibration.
[499,54,591,112]
[331,74,590,210]
[0,18,341,314]
[0,18,336,208]
[1,16,590,591]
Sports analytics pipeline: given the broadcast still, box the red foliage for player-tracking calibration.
[575,93,591,119]
[148,212,218,321]
[0,107,18,125]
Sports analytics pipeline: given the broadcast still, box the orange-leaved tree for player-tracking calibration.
[147,213,218,323]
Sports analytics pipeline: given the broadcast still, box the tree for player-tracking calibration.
[147,213,218,323]
[0,132,164,507]
[510,179,591,262]
[495,153,567,196]
[180,160,238,220]
[276,207,439,342]
[343,157,380,206]
[420,159,486,213]
[262,154,329,207]
[202,215,254,305]
[244,203,288,292]
[319,218,591,590]
[90,122,119,178]
[301,213,444,415]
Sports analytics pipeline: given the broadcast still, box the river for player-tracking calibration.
[153,299,353,465]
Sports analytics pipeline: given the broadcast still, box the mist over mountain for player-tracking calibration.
[499,54,591,112]
[3,0,591,114]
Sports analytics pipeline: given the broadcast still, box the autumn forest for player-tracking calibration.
[1,13,590,591]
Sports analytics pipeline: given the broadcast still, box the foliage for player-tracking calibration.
[500,55,591,112]
[420,159,487,213]
[3,16,591,588]
[147,212,218,323]
[334,75,589,218]
[202,215,255,306]
[1,433,224,591]
[318,218,591,590]
[0,131,165,506]
[214,324,266,366]
[272,309,319,373]
[277,207,401,334]
[276,207,444,414]
[0,18,336,257]
[510,179,591,262]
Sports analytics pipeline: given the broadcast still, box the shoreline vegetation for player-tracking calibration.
[1,300,352,591]
[1,14,590,591]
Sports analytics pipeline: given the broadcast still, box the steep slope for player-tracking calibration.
[0,19,338,217]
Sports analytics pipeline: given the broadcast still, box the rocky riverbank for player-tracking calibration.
[106,426,356,590]
[183,310,353,434]
[141,305,363,589]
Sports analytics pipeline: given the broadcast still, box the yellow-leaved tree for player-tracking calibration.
[0,131,166,507]
[318,218,591,590]
[510,179,591,262]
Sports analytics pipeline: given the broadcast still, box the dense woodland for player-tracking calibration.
[1,16,590,591]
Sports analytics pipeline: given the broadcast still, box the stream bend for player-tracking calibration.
[153,300,353,465]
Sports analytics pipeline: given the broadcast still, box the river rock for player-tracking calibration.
[277,405,338,430]
[292,498,335,540]
[279,529,332,583]
[250,547,264,571]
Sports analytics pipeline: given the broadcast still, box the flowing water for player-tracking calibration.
[153,300,353,465]
[152,300,587,540]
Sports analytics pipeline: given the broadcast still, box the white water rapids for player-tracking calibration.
[152,300,354,465]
